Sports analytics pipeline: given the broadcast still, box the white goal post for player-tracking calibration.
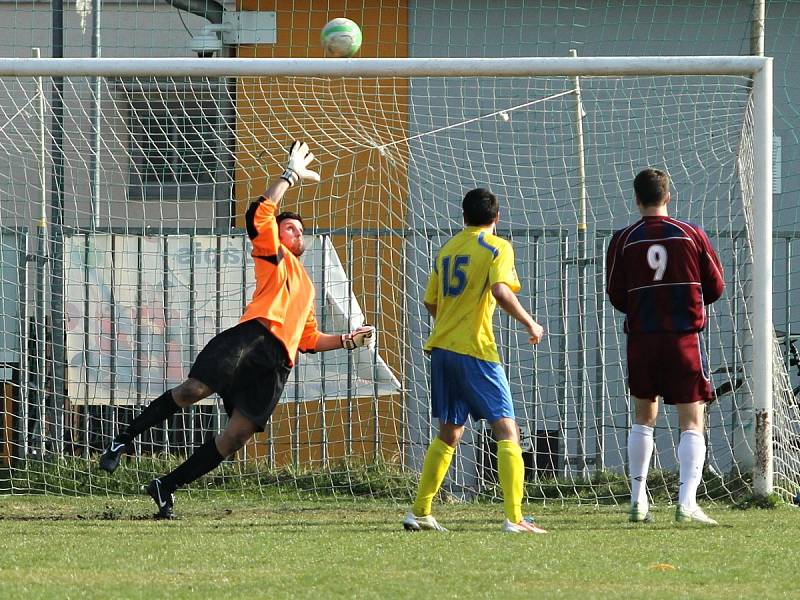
[0,55,779,500]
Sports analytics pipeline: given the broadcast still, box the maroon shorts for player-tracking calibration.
[626,332,712,404]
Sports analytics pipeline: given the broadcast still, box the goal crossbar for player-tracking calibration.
[0,55,770,78]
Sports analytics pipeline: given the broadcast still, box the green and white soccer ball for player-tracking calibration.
[321,18,362,58]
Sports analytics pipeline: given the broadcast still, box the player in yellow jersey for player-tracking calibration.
[403,188,547,533]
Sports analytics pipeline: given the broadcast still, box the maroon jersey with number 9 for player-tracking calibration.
[606,215,724,333]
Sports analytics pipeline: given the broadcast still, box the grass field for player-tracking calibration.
[1,496,798,599]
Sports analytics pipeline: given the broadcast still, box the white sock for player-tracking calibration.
[678,429,706,508]
[628,424,654,508]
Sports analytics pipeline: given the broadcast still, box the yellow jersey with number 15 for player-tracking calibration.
[423,226,521,363]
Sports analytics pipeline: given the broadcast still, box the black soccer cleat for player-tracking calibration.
[98,439,131,473]
[146,479,176,520]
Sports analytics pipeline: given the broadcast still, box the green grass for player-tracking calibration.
[0,456,418,499]
[1,496,798,599]
[1,459,758,505]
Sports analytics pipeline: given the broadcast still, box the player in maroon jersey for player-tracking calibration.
[606,168,724,525]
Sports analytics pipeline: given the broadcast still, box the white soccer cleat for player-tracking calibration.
[675,505,718,526]
[402,510,448,532]
[629,501,655,523]
[503,517,548,534]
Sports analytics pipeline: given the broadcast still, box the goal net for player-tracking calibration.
[0,56,793,506]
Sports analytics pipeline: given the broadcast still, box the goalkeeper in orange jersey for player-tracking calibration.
[99,141,374,519]
[403,187,547,534]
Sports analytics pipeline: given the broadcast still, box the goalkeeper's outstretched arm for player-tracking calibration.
[261,140,321,204]
[312,327,375,351]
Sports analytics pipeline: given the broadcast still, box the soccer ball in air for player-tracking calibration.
[321,18,362,58]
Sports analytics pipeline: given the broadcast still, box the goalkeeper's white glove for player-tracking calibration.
[280,140,321,187]
[341,325,375,350]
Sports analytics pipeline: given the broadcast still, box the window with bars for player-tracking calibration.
[126,83,220,202]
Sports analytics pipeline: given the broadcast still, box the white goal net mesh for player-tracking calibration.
[0,63,796,505]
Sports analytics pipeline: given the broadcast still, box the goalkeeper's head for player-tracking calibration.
[277,211,306,256]
[634,168,671,208]
[462,188,499,227]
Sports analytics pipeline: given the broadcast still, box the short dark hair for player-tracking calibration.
[276,211,304,228]
[462,188,499,226]
[633,168,670,207]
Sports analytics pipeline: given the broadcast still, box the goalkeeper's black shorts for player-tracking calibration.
[189,319,291,431]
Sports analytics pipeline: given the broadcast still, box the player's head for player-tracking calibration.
[462,187,499,226]
[634,168,671,208]
[277,211,305,256]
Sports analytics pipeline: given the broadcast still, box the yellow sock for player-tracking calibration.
[497,440,525,523]
[412,436,455,516]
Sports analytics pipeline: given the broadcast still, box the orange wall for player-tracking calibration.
[234,1,409,467]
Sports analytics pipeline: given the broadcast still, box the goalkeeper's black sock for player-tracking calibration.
[116,390,180,444]
[158,436,225,491]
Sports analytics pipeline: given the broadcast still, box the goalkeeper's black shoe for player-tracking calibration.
[98,439,131,473]
[146,479,176,520]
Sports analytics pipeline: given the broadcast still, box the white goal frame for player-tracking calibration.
[0,55,774,496]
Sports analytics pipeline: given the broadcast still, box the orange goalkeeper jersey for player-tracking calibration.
[239,196,320,365]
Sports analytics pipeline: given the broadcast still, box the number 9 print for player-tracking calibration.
[647,244,667,281]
